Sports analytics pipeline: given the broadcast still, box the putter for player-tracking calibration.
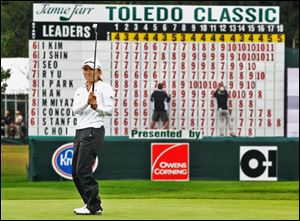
[92,23,98,92]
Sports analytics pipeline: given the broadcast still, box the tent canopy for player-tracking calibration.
[1,58,29,95]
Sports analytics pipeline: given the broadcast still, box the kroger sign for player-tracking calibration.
[51,143,98,180]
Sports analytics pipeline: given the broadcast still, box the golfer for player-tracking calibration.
[72,58,114,215]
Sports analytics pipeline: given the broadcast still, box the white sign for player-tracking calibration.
[287,68,299,137]
[240,146,277,181]
[33,4,280,24]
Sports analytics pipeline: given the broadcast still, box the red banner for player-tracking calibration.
[151,143,189,181]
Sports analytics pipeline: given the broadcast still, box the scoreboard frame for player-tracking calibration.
[29,4,285,137]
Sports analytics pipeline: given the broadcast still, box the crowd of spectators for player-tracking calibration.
[1,110,26,138]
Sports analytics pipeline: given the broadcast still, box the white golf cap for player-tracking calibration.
[82,58,102,70]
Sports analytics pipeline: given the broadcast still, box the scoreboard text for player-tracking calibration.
[29,4,284,136]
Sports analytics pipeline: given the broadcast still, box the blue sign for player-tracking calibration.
[51,143,98,180]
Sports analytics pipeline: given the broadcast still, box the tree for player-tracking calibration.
[1,1,32,57]
[1,67,11,94]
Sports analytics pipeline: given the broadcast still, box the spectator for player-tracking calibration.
[15,110,24,138]
[150,83,171,129]
[4,111,13,138]
[213,82,236,137]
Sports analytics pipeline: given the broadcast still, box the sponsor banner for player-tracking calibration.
[33,4,279,24]
[151,143,189,181]
[130,129,202,139]
[240,146,277,181]
[51,142,98,180]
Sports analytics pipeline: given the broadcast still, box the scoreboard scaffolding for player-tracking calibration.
[29,4,285,137]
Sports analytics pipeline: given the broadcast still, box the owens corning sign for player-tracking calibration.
[151,143,189,181]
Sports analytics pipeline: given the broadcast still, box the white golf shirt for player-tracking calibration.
[72,80,114,130]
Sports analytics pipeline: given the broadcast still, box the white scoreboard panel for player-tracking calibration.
[28,40,112,136]
[29,4,285,137]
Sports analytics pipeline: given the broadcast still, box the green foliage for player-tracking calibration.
[279,1,299,47]
[1,67,11,94]
[1,1,32,57]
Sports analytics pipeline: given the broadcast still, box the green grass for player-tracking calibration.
[1,145,28,178]
[2,199,298,220]
[1,179,299,201]
[1,145,299,220]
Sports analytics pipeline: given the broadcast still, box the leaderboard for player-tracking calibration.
[29,4,285,136]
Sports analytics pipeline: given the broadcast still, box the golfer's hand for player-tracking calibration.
[89,92,97,110]
[91,103,97,110]
[88,92,96,104]
[87,92,92,105]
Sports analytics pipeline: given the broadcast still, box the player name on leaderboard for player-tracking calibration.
[29,4,284,136]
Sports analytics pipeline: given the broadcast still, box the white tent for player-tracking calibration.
[1,58,29,94]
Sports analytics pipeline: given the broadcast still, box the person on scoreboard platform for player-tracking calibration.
[150,83,171,129]
[213,82,236,137]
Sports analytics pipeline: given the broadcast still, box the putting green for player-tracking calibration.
[1,198,298,220]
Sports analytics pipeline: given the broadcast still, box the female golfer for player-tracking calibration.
[72,58,114,215]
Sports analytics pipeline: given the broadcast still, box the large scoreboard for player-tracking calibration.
[29,4,285,137]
